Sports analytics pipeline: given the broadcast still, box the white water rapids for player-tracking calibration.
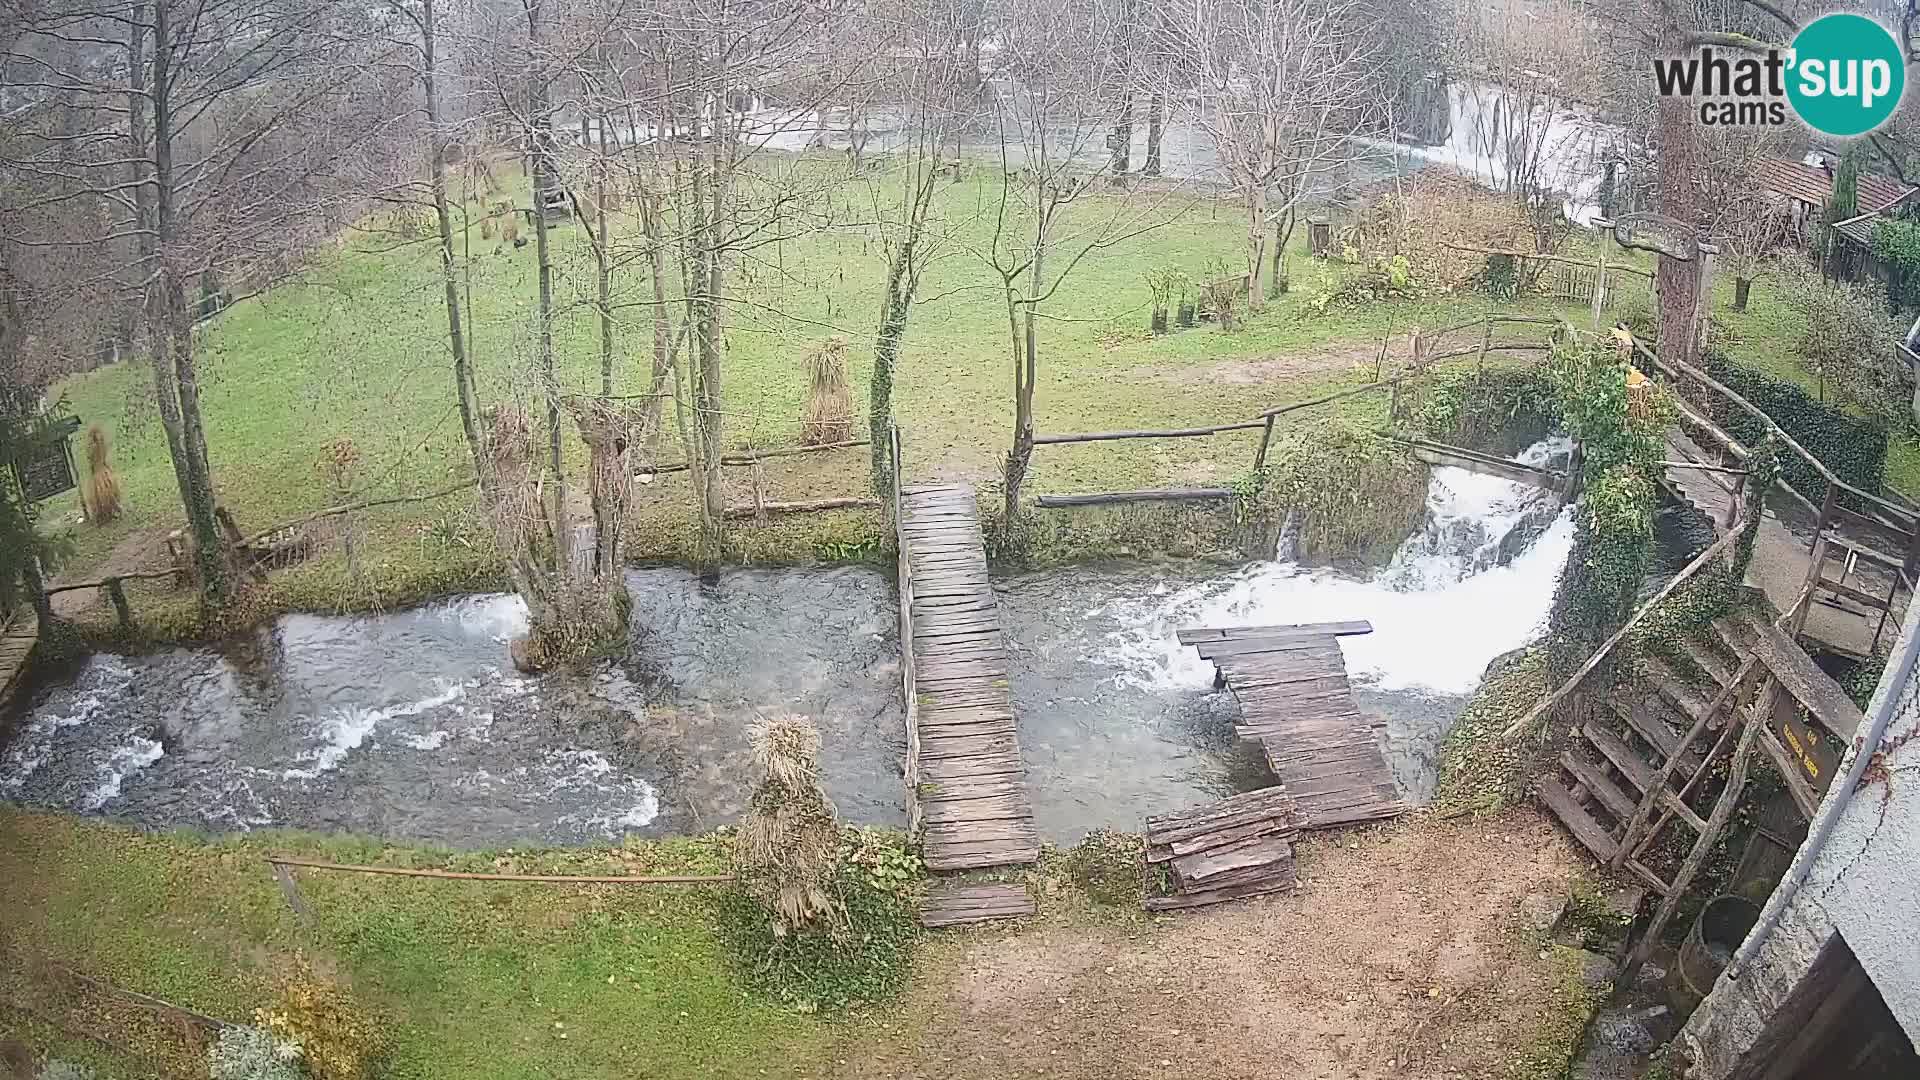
[1092,437,1575,697]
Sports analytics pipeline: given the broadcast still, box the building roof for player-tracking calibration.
[1832,188,1920,247]
[1755,155,1913,213]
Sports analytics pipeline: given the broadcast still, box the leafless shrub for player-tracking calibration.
[83,425,122,524]
[800,338,853,446]
[734,715,843,936]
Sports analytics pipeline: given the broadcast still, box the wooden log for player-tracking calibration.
[1033,488,1234,508]
[1032,421,1265,445]
[1176,620,1372,644]
[264,857,730,884]
[1170,835,1292,884]
[722,497,882,519]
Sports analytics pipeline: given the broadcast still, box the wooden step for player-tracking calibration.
[1614,698,1702,768]
[1644,657,1713,726]
[920,882,1036,928]
[1710,612,1759,655]
[1680,638,1735,688]
[1560,751,1636,823]
[1581,723,1657,793]
[1537,775,1620,863]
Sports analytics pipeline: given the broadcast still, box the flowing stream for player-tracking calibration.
[1,441,1575,847]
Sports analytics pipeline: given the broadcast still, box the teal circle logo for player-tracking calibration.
[1787,14,1905,137]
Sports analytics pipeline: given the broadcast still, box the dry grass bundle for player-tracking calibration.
[83,424,122,524]
[734,714,843,936]
[1347,174,1536,294]
[799,337,853,446]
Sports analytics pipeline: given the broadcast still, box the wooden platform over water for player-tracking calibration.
[898,484,1040,872]
[1181,621,1406,829]
[0,614,37,713]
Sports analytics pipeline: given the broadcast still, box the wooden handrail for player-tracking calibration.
[41,568,179,597]
[1503,526,1746,738]
[1440,242,1656,279]
[1635,339,1919,531]
[1033,421,1265,445]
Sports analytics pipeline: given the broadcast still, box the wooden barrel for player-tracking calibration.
[1679,894,1761,996]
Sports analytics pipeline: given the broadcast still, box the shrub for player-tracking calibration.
[1776,262,1909,425]
[208,1026,303,1080]
[1257,421,1430,563]
[256,961,385,1080]
[36,1063,99,1080]
[1306,254,1416,313]
[1058,828,1145,906]
[1703,350,1889,509]
[716,827,921,1011]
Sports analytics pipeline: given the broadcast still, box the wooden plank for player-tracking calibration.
[1537,775,1621,863]
[1583,723,1657,793]
[1144,869,1298,912]
[1175,620,1372,645]
[1736,610,1865,740]
[1561,751,1637,822]
[1170,836,1292,884]
[920,883,1035,928]
[1144,788,1300,848]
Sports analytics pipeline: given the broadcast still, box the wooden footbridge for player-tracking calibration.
[0,612,37,714]
[1181,621,1406,828]
[893,482,1040,875]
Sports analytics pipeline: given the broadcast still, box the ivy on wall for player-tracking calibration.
[1542,339,1675,677]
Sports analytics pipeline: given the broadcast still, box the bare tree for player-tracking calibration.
[1162,0,1382,308]
[981,0,1176,522]
[3,0,411,603]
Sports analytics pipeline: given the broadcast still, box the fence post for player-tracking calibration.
[1253,415,1276,472]
[271,861,311,923]
[1590,247,1609,328]
[104,577,132,633]
[1791,482,1839,637]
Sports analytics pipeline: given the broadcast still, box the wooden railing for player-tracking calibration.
[1633,338,1917,652]
[1025,314,1567,507]
[888,422,923,840]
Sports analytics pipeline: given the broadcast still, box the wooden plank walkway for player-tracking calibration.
[1181,622,1406,829]
[0,613,38,713]
[899,484,1040,872]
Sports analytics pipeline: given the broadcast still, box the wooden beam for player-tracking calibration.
[721,497,882,519]
[1033,488,1234,508]
[1396,438,1568,491]
[1176,620,1373,645]
[1504,526,1746,738]
[1032,422,1265,445]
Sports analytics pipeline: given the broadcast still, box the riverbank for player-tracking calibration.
[0,806,1604,1080]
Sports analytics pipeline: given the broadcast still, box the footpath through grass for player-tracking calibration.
[0,811,835,1079]
[42,165,1585,626]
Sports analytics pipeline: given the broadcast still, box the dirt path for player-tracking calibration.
[836,808,1587,1080]
[48,527,173,618]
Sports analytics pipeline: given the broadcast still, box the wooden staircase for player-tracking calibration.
[1537,614,1760,899]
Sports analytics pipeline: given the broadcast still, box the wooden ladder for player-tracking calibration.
[1536,616,1766,899]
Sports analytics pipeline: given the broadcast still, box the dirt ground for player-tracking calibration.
[48,526,174,618]
[836,808,1588,1080]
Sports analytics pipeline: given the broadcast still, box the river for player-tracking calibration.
[1,440,1575,848]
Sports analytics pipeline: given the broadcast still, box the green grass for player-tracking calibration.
[0,812,835,1079]
[1709,267,1920,499]
[41,161,1585,620]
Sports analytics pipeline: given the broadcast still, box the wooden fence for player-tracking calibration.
[1634,339,1920,653]
[887,424,923,839]
[1024,313,1567,508]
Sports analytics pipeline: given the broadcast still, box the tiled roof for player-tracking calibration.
[1755,156,1912,212]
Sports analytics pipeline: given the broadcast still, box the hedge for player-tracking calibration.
[1702,350,1887,511]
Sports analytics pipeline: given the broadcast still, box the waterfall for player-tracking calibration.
[1385,80,1617,226]
[1096,437,1577,697]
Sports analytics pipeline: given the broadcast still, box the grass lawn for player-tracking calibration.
[39,162,1588,628]
[0,811,836,1079]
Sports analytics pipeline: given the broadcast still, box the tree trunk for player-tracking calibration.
[136,0,228,604]
[1144,93,1163,177]
[1003,242,1043,524]
[870,244,914,497]
[528,84,567,571]
[423,0,482,473]
[1733,275,1752,312]
[1272,207,1295,296]
[594,83,614,400]
[1109,93,1132,179]
[1245,184,1269,312]
[1654,55,1703,366]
